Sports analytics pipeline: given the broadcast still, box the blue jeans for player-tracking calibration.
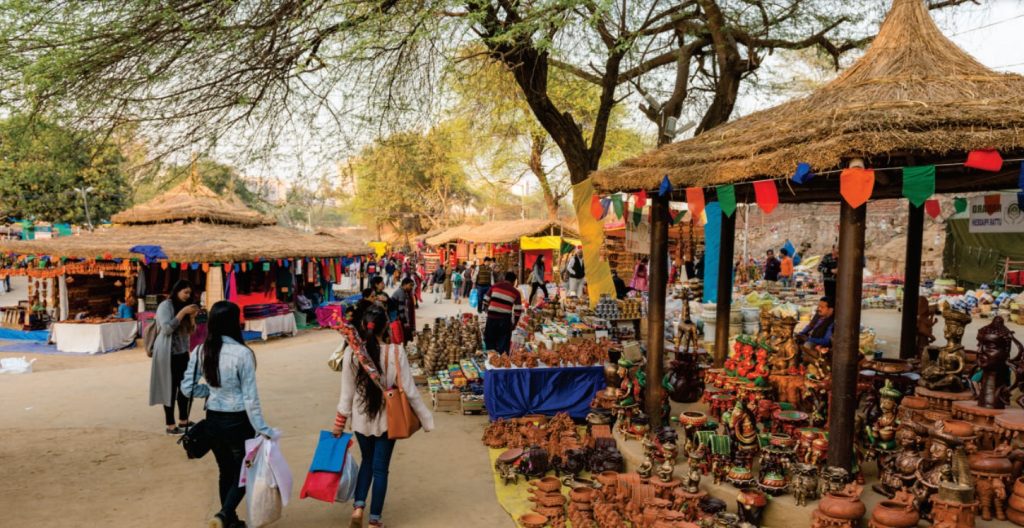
[475,285,491,313]
[353,432,397,521]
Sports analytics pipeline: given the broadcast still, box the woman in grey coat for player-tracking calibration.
[149,279,200,434]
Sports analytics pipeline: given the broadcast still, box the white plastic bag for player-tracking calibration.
[242,435,292,527]
[334,451,360,503]
[0,357,35,374]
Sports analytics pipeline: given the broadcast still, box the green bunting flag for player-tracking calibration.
[717,184,737,217]
[671,208,686,225]
[902,165,935,207]
[954,197,968,214]
[611,194,624,218]
[263,262,271,272]
[632,205,644,226]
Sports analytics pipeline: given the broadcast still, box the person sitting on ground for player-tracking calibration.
[483,272,524,354]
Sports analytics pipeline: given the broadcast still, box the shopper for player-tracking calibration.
[451,265,465,304]
[332,304,434,528]
[182,301,275,528]
[630,256,649,292]
[431,265,446,300]
[390,278,417,345]
[566,248,586,298]
[384,259,396,288]
[764,249,781,283]
[527,254,549,305]
[464,263,476,302]
[149,279,200,435]
[779,249,795,288]
[819,245,839,300]
[483,272,524,354]
[474,257,494,313]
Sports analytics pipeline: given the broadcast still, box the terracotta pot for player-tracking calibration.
[597,471,619,487]
[519,512,548,528]
[531,476,561,493]
[871,500,919,528]
[535,506,564,518]
[942,419,974,437]
[533,493,566,507]
[1010,492,1024,513]
[570,487,596,504]
[819,491,866,520]
[1013,476,1024,497]
[900,395,929,410]
[1007,507,1024,527]
[968,450,1013,474]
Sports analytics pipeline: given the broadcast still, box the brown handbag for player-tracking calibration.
[383,344,421,440]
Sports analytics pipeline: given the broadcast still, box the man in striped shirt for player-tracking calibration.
[483,271,523,354]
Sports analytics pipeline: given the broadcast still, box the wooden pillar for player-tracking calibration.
[828,199,867,471]
[645,194,670,427]
[713,211,737,366]
[899,202,924,360]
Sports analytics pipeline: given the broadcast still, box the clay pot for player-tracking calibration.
[900,395,928,410]
[1014,476,1024,497]
[942,419,975,437]
[570,487,596,504]
[819,490,866,520]
[1010,492,1024,514]
[530,493,566,507]
[968,450,1013,474]
[596,471,619,488]
[871,499,919,528]
[1008,507,1024,527]
[519,512,548,528]
[531,476,562,493]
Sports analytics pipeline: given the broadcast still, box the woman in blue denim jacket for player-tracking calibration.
[182,301,274,528]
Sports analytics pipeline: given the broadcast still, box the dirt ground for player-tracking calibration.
[2,277,1022,527]
[0,288,511,528]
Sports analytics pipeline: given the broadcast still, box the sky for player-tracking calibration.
[228,0,1024,196]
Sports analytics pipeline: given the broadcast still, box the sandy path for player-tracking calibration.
[0,291,512,527]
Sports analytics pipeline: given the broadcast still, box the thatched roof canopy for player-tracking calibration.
[112,178,275,226]
[592,0,1024,200]
[427,219,578,246]
[0,223,365,262]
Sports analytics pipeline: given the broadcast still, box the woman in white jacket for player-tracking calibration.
[332,302,433,528]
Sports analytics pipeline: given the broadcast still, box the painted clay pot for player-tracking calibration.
[871,499,919,528]
[769,433,796,449]
[819,489,866,520]
[942,419,975,437]
[519,512,548,528]
[530,493,566,507]
[531,476,562,493]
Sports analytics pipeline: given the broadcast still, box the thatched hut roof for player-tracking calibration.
[0,223,365,262]
[317,226,373,247]
[427,219,578,246]
[592,0,1024,193]
[112,178,275,226]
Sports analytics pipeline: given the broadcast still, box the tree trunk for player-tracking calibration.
[528,133,560,220]
[695,0,744,135]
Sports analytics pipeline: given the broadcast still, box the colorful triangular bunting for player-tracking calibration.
[753,180,779,214]
[685,188,705,224]
[984,194,1001,215]
[635,189,647,209]
[924,199,941,219]
[659,175,672,197]
[954,197,967,214]
[902,165,935,207]
[840,168,875,208]
[611,194,624,218]
[716,185,736,217]
[791,162,813,185]
[965,149,1003,172]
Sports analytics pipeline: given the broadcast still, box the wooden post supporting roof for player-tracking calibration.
[828,198,867,471]
[713,212,736,367]
[899,202,924,360]
[645,195,670,428]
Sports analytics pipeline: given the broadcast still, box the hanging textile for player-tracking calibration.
[136,265,147,298]
[58,275,69,321]
[702,202,724,304]
[571,178,617,307]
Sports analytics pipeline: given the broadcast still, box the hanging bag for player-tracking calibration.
[383,344,421,440]
[177,346,211,459]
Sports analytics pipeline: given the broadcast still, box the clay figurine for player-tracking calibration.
[874,423,926,498]
[792,463,820,507]
[724,399,759,467]
[920,307,971,391]
[976,316,1020,409]
[915,298,937,360]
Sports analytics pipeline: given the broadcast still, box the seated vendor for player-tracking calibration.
[115,295,136,320]
[798,297,835,349]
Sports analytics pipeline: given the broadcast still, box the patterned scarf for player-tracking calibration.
[337,323,387,392]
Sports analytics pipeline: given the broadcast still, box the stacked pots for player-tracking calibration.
[1009,477,1024,526]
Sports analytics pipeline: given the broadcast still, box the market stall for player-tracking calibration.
[49,319,138,354]
[425,219,579,280]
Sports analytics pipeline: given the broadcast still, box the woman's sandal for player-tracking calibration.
[350,507,364,528]
[368,521,385,528]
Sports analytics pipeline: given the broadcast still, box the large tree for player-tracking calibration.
[134,156,267,212]
[0,114,129,224]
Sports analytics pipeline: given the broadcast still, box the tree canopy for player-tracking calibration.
[134,156,266,212]
[0,114,129,224]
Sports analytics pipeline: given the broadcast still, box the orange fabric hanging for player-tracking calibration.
[685,187,705,223]
[590,195,604,219]
[840,168,875,208]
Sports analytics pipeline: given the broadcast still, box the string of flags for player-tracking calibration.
[592,150,1024,225]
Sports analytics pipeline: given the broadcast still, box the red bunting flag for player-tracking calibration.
[924,199,941,219]
[984,194,1001,215]
[753,180,779,214]
[590,195,604,220]
[840,168,875,208]
[634,189,647,209]
[685,187,705,223]
[965,149,1003,172]
[223,263,232,273]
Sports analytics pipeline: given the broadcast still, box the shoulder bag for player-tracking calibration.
[383,344,421,440]
[177,347,211,459]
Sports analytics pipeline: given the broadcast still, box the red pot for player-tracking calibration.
[519,513,548,528]
[942,419,974,437]
[1013,476,1024,498]
[819,491,866,520]
[871,500,919,528]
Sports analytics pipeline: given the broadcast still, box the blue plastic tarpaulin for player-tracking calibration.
[484,366,605,421]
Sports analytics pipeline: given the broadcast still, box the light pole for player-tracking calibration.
[74,186,94,230]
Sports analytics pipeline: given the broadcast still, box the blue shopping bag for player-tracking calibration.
[469,288,479,308]
[310,431,352,473]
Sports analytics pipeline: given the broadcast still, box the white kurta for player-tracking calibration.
[337,342,434,436]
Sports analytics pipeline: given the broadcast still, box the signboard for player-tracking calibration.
[625,208,650,254]
[969,192,1024,233]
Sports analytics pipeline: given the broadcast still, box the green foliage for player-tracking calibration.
[134,157,266,212]
[352,123,473,233]
[0,114,129,223]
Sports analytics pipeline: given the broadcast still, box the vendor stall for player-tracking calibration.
[49,319,137,354]
[425,219,578,280]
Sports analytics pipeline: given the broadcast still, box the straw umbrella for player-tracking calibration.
[590,0,1024,469]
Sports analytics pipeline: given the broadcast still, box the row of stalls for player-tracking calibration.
[425,219,581,283]
[0,178,365,353]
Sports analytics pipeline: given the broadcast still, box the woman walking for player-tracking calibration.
[333,303,434,528]
[182,301,275,528]
[527,255,549,305]
[149,279,200,435]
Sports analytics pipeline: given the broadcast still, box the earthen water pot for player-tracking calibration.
[531,476,562,493]
[818,488,866,520]
[519,512,548,528]
[871,499,919,528]
[1013,476,1024,497]
[969,450,1013,475]
[942,419,975,437]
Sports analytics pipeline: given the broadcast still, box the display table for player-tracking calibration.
[50,320,138,354]
[244,312,298,341]
[483,365,605,421]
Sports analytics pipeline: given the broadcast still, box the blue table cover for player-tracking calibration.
[484,366,605,421]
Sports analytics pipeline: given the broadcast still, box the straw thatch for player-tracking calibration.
[592,0,1024,192]
[0,223,366,262]
[427,219,579,245]
[317,226,373,247]
[112,178,275,226]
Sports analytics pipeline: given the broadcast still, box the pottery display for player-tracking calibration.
[519,512,548,528]
[868,492,919,528]
[817,483,866,520]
